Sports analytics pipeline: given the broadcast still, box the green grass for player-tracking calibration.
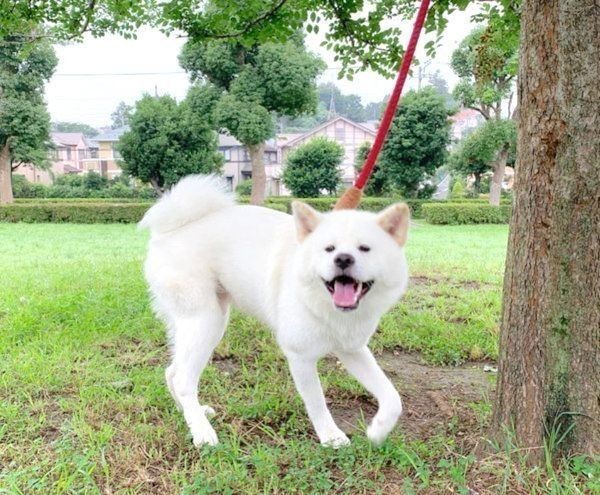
[0,223,597,494]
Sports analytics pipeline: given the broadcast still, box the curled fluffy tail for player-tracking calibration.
[139,175,235,235]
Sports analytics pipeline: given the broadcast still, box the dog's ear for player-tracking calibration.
[292,201,322,242]
[377,203,410,246]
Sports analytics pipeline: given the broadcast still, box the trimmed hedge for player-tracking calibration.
[0,200,288,223]
[15,197,153,204]
[0,203,152,224]
[422,203,512,225]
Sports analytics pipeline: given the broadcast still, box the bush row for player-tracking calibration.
[0,201,289,223]
[422,203,513,225]
[1,198,512,224]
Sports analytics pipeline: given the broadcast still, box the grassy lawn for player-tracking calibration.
[0,223,597,494]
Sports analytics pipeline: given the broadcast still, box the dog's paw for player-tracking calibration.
[191,407,218,447]
[319,429,350,448]
[192,424,219,447]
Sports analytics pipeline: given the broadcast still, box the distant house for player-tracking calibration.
[13,132,99,185]
[219,135,279,194]
[449,108,483,142]
[221,116,377,195]
[90,127,128,179]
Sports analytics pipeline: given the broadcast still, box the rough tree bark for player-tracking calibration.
[248,142,266,205]
[492,0,599,462]
[489,147,508,206]
[0,142,14,204]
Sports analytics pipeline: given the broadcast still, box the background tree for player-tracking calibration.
[426,70,455,110]
[317,83,365,121]
[378,87,451,198]
[179,38,324,205]
[0,36,57,204]
[52,122,99,137]
[448,119,516,195]
[118,91,222,195]
[110,101,132,129]
[354,142,388,196]
[451,26,518,205]
[282,137,343,197]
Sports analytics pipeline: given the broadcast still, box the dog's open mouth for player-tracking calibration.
[323,275,374,311]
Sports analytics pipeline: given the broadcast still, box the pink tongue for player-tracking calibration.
[333,280,358,307]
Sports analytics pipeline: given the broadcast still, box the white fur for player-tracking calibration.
[141,175,409,447]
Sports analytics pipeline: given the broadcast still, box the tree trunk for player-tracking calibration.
[149,178,163,197]
[248,142,266,205]
[492,0,600,463]
[0,142,14,204]
[472,172,481,196]
[489,147,508,206]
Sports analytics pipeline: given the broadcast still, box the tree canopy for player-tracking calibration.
[378,87,451,198]
[0,36,57,203]
[448,119,516,193]
[179,37,324,204]
[110,102,133,129]
[282,137,343,197]
[53,122,99,137]
[117,92,223,194]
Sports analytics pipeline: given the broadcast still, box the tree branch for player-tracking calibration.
[187,0,290,40]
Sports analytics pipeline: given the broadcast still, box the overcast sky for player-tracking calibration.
[45,5,481,128]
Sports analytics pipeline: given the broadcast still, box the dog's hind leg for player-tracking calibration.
[168,300,229,447]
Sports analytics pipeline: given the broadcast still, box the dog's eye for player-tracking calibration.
[358,245,371,252]
[324,245,335,252]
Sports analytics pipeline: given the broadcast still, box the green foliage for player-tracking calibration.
[235,179,253,196]
[423,203,512,225]
[110,101,132,129]
[282,137,343,197]
[13,172,157,199]
[52,122,98,137]
[180,39,324,148]
[378,88,452,198]
[448,119,517,193]
[318,83,365,122]
[354,141,388,196]
[0,202,151,223]
[0,36,57,168]
[0,198,292,223]
[118,92,223,192]
[0,0,153,40]
[451,181,466,199]
[451,27,518,120]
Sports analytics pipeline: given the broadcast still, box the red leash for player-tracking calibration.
[335,0,431,209]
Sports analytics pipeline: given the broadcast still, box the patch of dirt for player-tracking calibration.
[328,351,495,447]
[409,275,494,290]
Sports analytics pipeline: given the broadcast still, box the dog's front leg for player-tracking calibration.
[336,346,402,445]
[286,353,350,447]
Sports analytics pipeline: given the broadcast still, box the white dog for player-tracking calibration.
[140,175,410,447]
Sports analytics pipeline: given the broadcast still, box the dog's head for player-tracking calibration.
[292,201,410,313]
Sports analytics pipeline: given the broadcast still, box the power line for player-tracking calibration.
[53,71,187,77]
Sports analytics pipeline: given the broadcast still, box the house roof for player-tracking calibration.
[52,132,85,147]
[94,126,129,142]
[449,108,481,122]
[218,133,277,151]
[280,116,377,149]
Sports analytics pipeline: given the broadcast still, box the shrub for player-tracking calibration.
[422,203,512,225]
[451,180,466,199]
[282,137,343,197]
[235,180,253,196]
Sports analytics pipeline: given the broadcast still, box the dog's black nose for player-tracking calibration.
[334,253,355,270]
